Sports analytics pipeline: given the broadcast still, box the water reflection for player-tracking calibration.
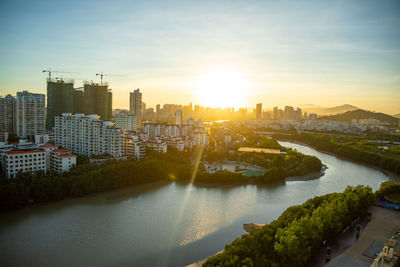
[0,142,395,267]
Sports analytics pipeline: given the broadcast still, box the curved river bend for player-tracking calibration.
[0,142,396,267]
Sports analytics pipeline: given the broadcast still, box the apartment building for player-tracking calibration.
[0,91,45,137]
[50,148,76,174]
[115,113,137,131]
[123,136,146,160]
[145,139,167,153]
[1,149,46,178]
[54,113,123,157]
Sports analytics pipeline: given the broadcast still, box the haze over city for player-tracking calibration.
[1,0,399,114]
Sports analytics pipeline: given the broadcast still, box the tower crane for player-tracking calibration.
[42,69,79,78]
[96,72,126,85]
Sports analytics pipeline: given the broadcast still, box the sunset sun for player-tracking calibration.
[193,68,251,108]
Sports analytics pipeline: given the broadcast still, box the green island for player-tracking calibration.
[203,185,376,267]
[272,131,400,175]
[0,133,321,211]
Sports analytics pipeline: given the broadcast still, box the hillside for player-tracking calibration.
[301,104,358,115]
[394,113,400,119]
[321,109,398,125]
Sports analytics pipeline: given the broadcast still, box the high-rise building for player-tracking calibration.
[295,107,302,120]
[273,107,278,120]
[0,94,16,133]
[73,88,85,114]
[46,78,74,129]
[141,101,146,115]
[256,103,262,120]
[15,91,46,137]
[83,82,112,121]
[54,113,123,157]
[175,110,182,125]
[284,106,294,121]
[130,89,142,128]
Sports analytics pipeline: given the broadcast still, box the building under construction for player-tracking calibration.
[46,78,74,129]
[73,87,85,114]
[83,82,112,121]
[46,78,113,129]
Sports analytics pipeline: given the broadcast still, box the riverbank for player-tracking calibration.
[202,185,375,266]
[273,132,400,176]
[1,142,394,267]
[285,165,327,181]
[278,139,399,180]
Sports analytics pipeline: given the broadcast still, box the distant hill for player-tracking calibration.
[301,104,358,116]
[394,113,400,119]
[321,109,399,125]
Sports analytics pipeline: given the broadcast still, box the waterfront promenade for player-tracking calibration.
[323,206,400,267]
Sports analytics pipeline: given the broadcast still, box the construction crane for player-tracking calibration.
[42,69,79,78]
[96,72,125,85]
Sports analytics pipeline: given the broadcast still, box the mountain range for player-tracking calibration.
[321,109,399,125]
[300,104,358,116]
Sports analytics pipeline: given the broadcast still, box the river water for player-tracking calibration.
[0,142,396,267]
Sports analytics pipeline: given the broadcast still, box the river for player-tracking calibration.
[0,142,396,267]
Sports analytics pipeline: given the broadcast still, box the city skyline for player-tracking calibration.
[0,0,399,114]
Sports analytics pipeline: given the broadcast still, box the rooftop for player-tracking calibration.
[5,149,45,155]
[39,143,57,148]
[53,149,71,153]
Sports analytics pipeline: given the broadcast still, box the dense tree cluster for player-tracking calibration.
[0,159,179,210]
[0,135,322,211]
[273,132,400,175]
[204,132,322,179]
[203,185,375,267]
[376,181,400,201]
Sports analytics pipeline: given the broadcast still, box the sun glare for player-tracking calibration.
[193,68,251,108]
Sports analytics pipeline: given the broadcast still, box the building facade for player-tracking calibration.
[50,148,76,173]
[175,110,182,126]
[123,136,146,160]
[1,149,46,178]
[256,103,262,120]
[15,91,46,137]
[114,113,137,131]
[84,83,112,121]
[130,89,142,128]
[46,78,75,129]
[0,94,16,134]
[54,113,123,157]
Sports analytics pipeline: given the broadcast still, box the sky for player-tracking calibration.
[0,0,399,114]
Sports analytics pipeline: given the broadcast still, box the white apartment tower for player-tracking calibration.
[15,91,46,137]
[175,110,182,126]
[54,113,124,157]
[0,91,45,137]
[114,113,137,131]
[130,89,142,128]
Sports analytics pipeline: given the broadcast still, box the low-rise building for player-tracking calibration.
[145,139,167,153]
[1,149,46,178]
[39,143,57,170]
[123,136,146,160]
[50,149,76,174]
